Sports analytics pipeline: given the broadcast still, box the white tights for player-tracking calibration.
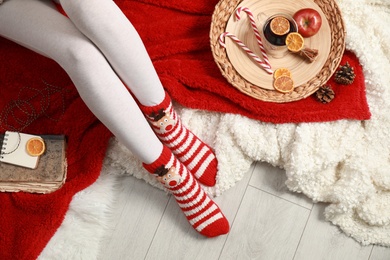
[0,0,166,163]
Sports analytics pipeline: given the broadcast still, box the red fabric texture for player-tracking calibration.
[0,0,371,258]
[0,38,112,259]
[116,0,370,123]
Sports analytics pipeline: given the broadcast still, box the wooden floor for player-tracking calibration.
[98,162,390,260]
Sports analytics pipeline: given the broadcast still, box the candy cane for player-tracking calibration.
[219,32,273,75]
[235,7,271,69]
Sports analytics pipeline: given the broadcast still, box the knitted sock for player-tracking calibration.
[140,92,218,186]
[143,146,229,237]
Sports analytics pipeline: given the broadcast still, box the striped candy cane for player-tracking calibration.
[219,32,273,75]
[235,7,271,69]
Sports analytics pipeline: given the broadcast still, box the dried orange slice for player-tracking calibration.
[273,68,292,79]
[26,137,46,156]
[273,75,294,93]
[270,16,290,36]
[285,32,304,52]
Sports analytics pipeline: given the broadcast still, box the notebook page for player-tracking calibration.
[0,131,40,169]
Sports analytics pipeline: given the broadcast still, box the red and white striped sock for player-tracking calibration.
[140,92,218,186]
[143,146,229,237]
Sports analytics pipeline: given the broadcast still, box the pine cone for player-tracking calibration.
[315,85,335,103]
[334,62,356,85]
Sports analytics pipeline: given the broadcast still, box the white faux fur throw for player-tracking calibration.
[41,0,390,258]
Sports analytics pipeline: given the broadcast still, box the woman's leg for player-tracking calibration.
[59,0,219,186]
[0,0,163,164]
[57,0,165,106]
[0,0,229,237]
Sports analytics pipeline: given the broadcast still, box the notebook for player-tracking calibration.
[0,134,67,193]
[0,131,41,169]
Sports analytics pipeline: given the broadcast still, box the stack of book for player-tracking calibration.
[0,131,67,194]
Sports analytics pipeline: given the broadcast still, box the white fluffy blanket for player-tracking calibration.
[41,0,390,257]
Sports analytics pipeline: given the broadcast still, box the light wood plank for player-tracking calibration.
[97,163,389,260]
[144,163,256,260]
[98,176,169,260]
[369,246,390,260]
[220,186,310,260]
[294,203,372,260]
[250,162,313,209]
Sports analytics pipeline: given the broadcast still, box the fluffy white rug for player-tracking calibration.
[40,0,390,258]
[38,172,117,259]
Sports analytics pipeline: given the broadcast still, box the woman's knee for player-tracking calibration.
[58,0,126,39]
[55,38,104,72]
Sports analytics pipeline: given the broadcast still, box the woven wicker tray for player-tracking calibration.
[210,0,346,103]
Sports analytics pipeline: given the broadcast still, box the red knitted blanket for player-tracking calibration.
[0,38,112,259]
[119,0,370,123]
[0,0,370,259]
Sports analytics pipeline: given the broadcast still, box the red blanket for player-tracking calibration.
[0,0,370,259]
[0,39,112,259]
[118,0,370,123]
